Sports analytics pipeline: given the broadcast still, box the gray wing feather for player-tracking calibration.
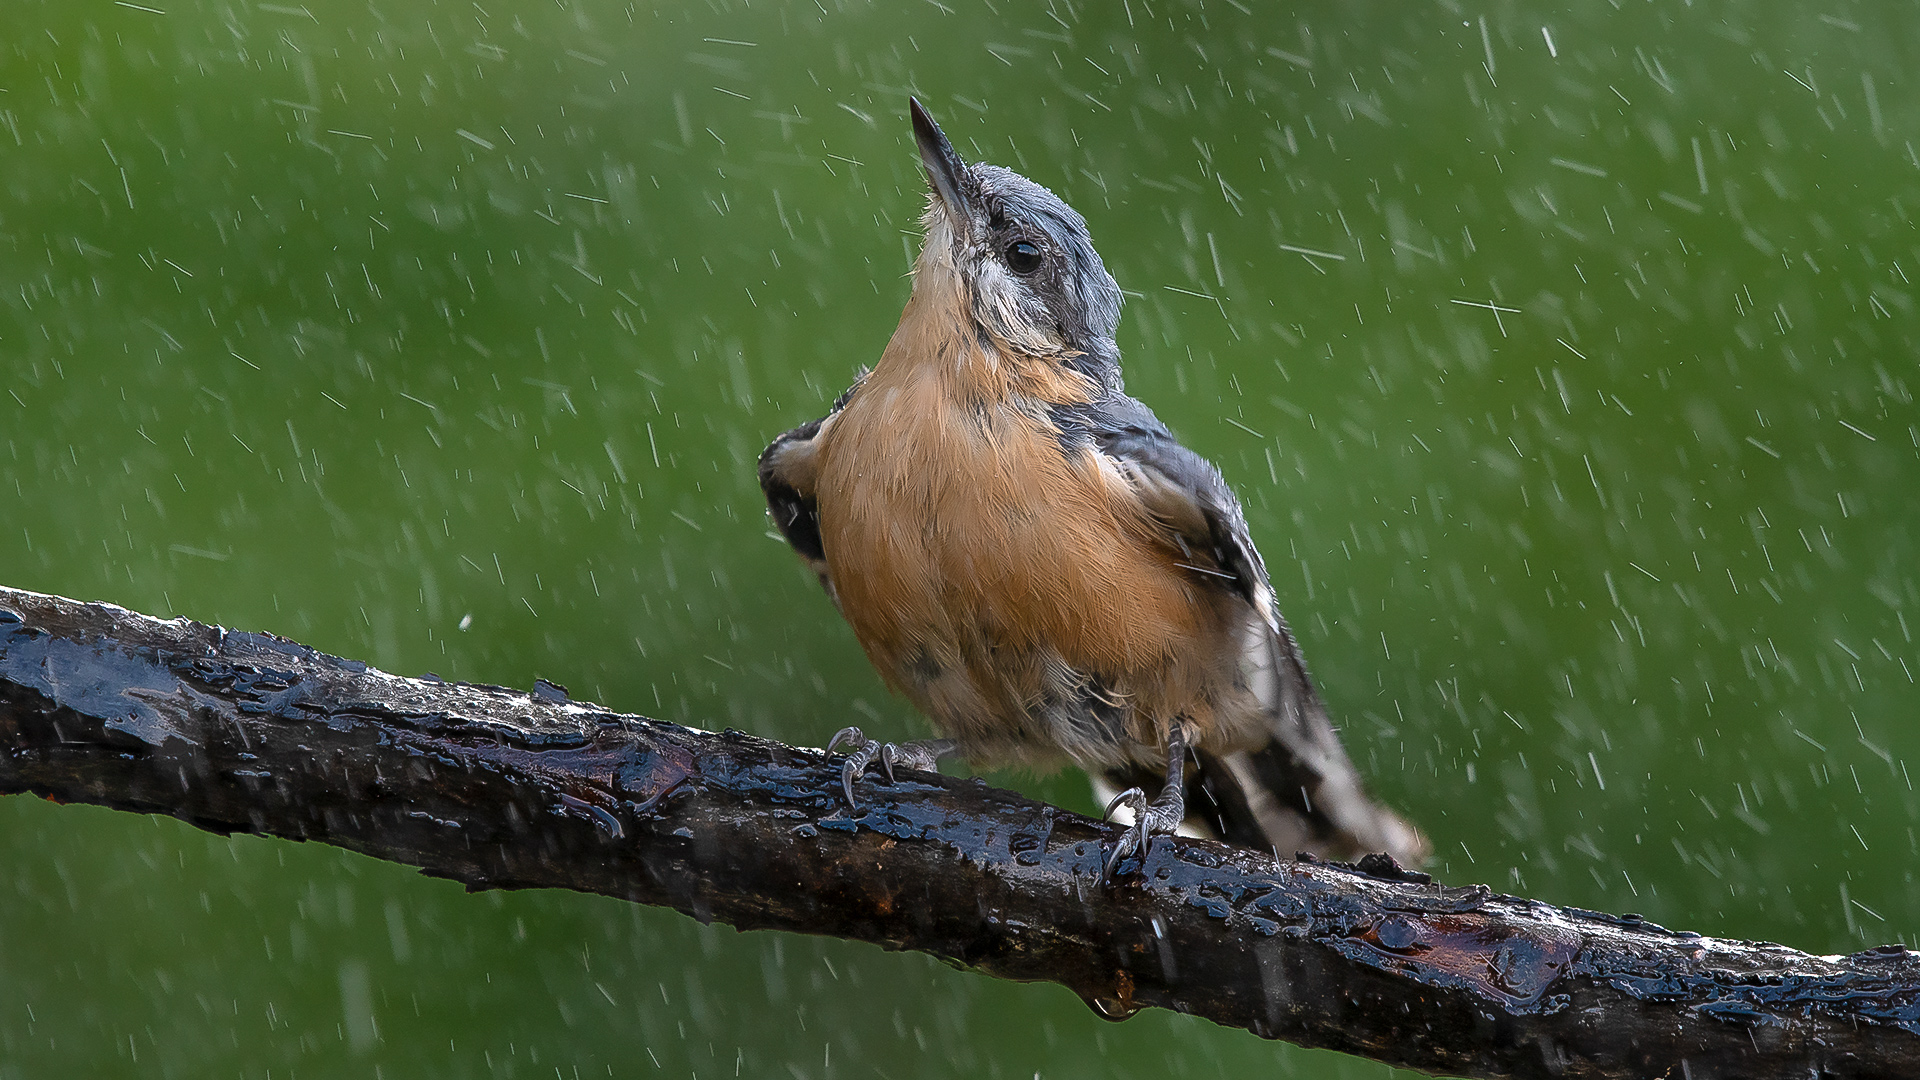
[758,373,866,603]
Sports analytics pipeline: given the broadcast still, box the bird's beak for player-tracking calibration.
[911,97,977,228]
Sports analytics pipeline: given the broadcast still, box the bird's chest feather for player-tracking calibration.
[815,364,1208,724]
[825,382,1080,624]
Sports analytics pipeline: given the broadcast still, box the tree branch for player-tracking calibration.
[1,584,1915,1078]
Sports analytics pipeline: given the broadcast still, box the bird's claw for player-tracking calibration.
[826,726,944,808]
[878,743,904,783]
[1102,786,1184,881]
[827,725,881,807]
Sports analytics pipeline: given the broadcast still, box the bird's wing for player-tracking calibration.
[1081,394,1429,866]
[1084,396,1276,612]
[758,375,864,604]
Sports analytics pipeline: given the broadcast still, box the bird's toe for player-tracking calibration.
[1101,786,1184,882]
[828,726,884,808]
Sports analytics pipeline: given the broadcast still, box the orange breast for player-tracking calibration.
[811,318,1221,764]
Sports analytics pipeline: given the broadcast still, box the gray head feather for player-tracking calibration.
[919,152,1124,375]
[970,164,1124,348]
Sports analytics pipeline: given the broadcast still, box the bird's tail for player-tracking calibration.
[1099,741,1428,867]
[1193,738,1428,865]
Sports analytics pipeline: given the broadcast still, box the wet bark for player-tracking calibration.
[1,585,1916,1079]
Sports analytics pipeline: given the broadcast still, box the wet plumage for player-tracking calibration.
[760,100,1426,872]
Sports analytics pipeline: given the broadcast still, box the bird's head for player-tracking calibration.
[909,99,1123,376]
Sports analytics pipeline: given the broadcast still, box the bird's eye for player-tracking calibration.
[1004,239,1043,275]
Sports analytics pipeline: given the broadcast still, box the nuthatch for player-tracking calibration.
[760,99,1427,877]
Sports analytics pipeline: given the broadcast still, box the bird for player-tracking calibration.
[758,98,1427,877]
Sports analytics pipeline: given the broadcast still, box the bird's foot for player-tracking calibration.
[1102,785,1185,881]
[825,726,950,808]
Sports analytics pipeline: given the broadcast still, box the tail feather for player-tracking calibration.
[1194,742,1428,865]
[1098,741,1427,866]
[1220,605,1429,865]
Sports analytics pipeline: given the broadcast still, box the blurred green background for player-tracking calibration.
[4,0,1919,1076]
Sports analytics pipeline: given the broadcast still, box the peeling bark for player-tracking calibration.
[1,584,1917,1079]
